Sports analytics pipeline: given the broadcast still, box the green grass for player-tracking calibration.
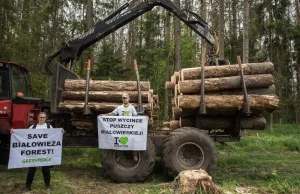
[1,124,300,193]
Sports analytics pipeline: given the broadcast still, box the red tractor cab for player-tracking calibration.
[0,61,47,155]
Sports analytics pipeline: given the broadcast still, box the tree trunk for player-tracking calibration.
[243,0,249,63]
[179,116,266,130]
[62,91,150,102]
[165,81,175,90]
[180,62,274,80]
[64,80,150,91]
[218,0,225,59]
[177,94,279,112]
[164,11,171,120]
[174,0,181,71]
[178,74,274,93]
[87,0,94,70]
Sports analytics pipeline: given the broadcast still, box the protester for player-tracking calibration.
[10,112,63,193]
[105,93,138,161]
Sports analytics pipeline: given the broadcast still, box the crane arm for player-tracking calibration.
[45,0,216,72]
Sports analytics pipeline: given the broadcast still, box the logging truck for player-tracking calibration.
[0,0,279,183]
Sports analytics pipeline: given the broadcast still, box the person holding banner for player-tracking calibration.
[10,112,63,193]
[104,93,138,161]
[110,93,138,117]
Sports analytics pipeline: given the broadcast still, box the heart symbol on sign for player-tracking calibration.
[119,137,128,145]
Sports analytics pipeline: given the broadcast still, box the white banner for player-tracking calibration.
[98,116,148,150]
[8,128,63,169]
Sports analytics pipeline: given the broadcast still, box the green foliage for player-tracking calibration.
[93,42,130,80]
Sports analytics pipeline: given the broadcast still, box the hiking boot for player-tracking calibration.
[46,185,51,194]
[23,186,31,193]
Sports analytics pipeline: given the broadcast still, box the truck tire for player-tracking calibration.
[101,137,156,183]
[162,127,217,178]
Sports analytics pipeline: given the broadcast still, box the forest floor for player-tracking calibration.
[1,124,300,194]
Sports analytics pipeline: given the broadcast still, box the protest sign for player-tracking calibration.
[8,128,63,169]
[98,116,148,150]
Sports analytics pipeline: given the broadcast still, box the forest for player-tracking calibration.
[0,0,299,124]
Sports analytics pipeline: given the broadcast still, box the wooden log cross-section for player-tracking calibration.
[177,94,279,112]
[64,80,150,91]
[178,74,274,94]
[180,62,274,80]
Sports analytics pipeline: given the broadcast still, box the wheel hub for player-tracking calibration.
[113,151,140,171]
[176,142,204,169]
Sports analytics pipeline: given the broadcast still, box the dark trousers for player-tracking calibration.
[26,166,51,187]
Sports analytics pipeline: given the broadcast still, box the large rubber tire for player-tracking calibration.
[162,127,217,178]
[101,137,156,183]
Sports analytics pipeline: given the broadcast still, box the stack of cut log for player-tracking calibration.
[165,62,279,130]
[59,80,158,132]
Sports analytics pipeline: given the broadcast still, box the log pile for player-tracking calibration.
[165,62,279,131]
[59,80,159,132]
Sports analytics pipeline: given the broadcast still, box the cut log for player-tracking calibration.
[59,101,152,113]
[171,98,176,106]
[165,81,175,90]
[62,91,150,102]
[180,62,274,80]
[64,80,150,91]
[179,116,267,130]
[153,95,159,104]
[72,121,93,130]
[174,71,180,84]
[206,85,276,95]
[178,74,274,94]
[176,108,264,117]
[177,94,279,112]
[170,120,180,130]
[172,107,182,120]
[153,105,160,110]
[171,75,176,85]
[163,122,170,127]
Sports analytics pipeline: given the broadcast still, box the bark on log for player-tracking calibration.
[59,101,152,113]
[179,116,266,130]
[64,80,150,91]
[178,74,274,94]
[206,85,275,95]
[180,62,274,80]
[62,91,150,102]
[72,121,93,130]
[170,120,180,130]
[177,94,279,112]
[165,81,175,90]
[172,107,182,120]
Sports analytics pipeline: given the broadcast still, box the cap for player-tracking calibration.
[122,93,130,98]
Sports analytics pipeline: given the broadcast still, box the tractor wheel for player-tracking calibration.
[162,127,217,178]
[101,137,156,183]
